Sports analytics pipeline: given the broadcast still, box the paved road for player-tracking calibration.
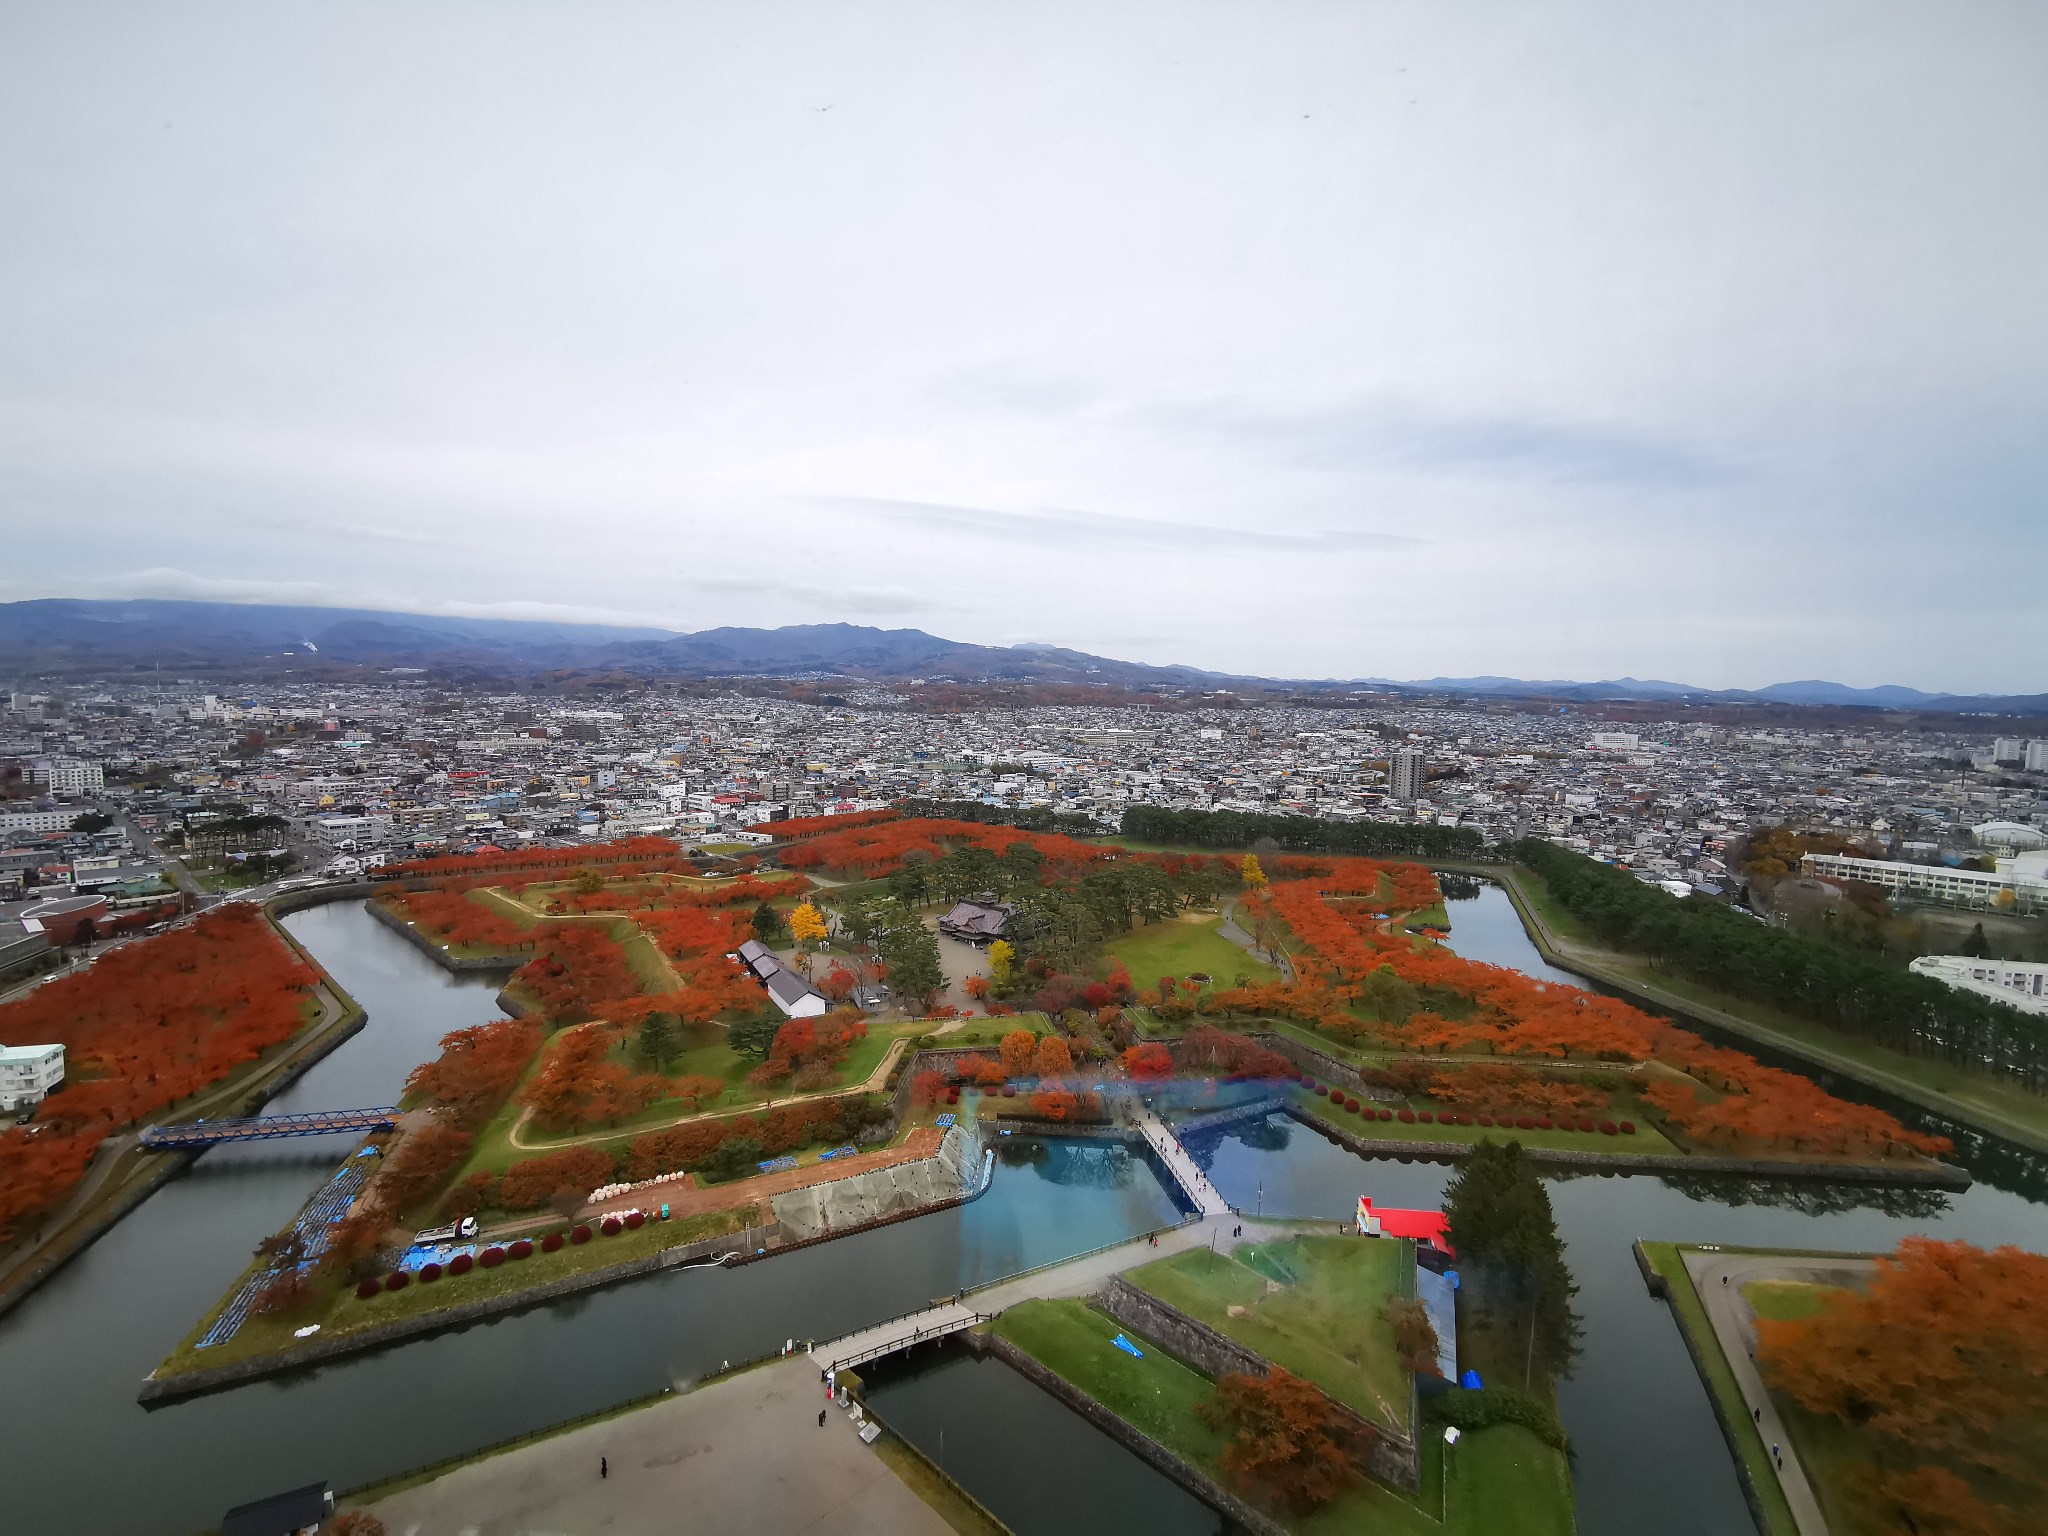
[1683,1248,1875,1536]
[364,1356,951,1536]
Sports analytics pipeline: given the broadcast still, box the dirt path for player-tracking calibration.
[505,1015,970,1154]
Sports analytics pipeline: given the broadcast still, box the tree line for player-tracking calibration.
[1120,805,1487,860]
[895,798,1109,837]
[1513,839,2048,1094]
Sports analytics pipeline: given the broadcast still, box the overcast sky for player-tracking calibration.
[3,2,2044,691]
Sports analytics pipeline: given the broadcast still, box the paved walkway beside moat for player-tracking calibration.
[1683,1248,1876,1536]
[363,1356,950,1536]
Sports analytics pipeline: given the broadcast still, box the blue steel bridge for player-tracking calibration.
[139,1106,400,1150]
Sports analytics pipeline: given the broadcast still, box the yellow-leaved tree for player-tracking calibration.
[987,939,1016,988]
[1241,854,1268,890]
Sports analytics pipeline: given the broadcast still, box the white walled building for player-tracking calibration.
[1909,956,2048,1017]
[1803,850,2048,914]
[0,1043,65,1111]
[46,758,104,795]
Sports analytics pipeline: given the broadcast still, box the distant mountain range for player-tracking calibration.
[1,598,2042,715]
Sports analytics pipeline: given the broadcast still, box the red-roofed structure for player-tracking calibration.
[1356,1196,1454,1257]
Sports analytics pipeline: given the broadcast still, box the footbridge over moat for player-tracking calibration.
[140,1106,400,1150]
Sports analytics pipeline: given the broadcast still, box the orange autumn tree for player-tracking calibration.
[1758,1237,2048,1533]
[1034,1034,1074,1078]
[0,905,322,1243]
[1200,1367,1359,1512]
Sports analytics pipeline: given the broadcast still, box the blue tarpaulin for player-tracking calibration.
[1112,1333,1144,1359]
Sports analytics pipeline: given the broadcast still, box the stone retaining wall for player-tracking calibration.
[1290,1105,1971,1190]
[362,893,523,974]
[1098,1278,1420,1491]
[1247,1033,1397,1104]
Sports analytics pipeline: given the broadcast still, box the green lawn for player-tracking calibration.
[1124,1237,1413,1431]
[940,1012,1060,1046]
[1103,915,1278,988]
[1741,1280,1831,1323]
[991,1298,1572,1536]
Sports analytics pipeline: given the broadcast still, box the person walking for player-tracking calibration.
[819,1408,827,1428]
[601,1456,608,1480]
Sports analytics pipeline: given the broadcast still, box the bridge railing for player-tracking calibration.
[140,1107,401,1148]
[830,1312,992,1373]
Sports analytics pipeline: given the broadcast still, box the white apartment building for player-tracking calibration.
[0,1043,65,1111]
[0,805,73,835]
[1909,955,2048,1017]
[1802,850,2048,914]
[45,758,104,794]
[1589,732,1641,751]
[312,813,397,849]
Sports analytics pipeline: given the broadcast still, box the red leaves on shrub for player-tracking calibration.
[509,1238,534,1259]
[1478,1114,1494,1127]
[600,1216,623,1236]
[1515,1116,1536,1130]
[1417,1111,1433,1124]
[356,1278,381,1299]
[479,1246,506,1268]
[1001,1083,1017,1097]
[571,1225,592,1244]
[1314,1084,1329,1097]
[1345,1099,1362,1114]
[1620,1121,1636,1135]
[1398,1108,1415,1123]
[1536,1118,1554,1130]
[420,1262,442,1283]
[385,1271,409,1292]
[450,1252,474,1275]
[1599,1121,1617,1135]
[1378,1109,1394,1122]
[625,1211,646,1230]
[542,1231,564,1253]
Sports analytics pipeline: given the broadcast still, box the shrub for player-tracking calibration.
[1620,1121,1636,1135]
[384,1271,409,1293]
[419,1261,443,1283]
[509,1238,534,1259]
[1478,1114,1494,1127]
[450,1252,474,1275]
[1536,1118,1553,1130]
[1314,1084,1329,1097]
[1599,1121,1618,1135]
[1346,1099,1362,1114]
[1398,1108,1415,1123]
[1379,1109,1394,1122]
[479,1246,505,1268]
[1577,1117,1596,1133]
[601,1216,622,1236]
[1001,1084,1016,1097]
[625,1210,645,1230]
[570,1225,592,1244]
[541,1231,564,1253]
[1425,1384,1569,1450]
[1417,1111,1433,1124]
[356,1277,381,1299]
[1516,1116,1536,1130]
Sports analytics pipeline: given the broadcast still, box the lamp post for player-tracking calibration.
[1442,1426,1460,1520]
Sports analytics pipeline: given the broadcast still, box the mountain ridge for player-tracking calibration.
[0,598,2041,714]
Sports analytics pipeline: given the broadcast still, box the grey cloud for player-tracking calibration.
[824,497,1422,554]
[1143,396,1741,489]
[690,573,955,618]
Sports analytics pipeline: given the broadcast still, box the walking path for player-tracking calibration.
[1683,1248,1875,1536]
[1219,897,1293,982]
[816,1211,1324,1374]
[363,1356,950,1536]
[1132,1108,1230,1215]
